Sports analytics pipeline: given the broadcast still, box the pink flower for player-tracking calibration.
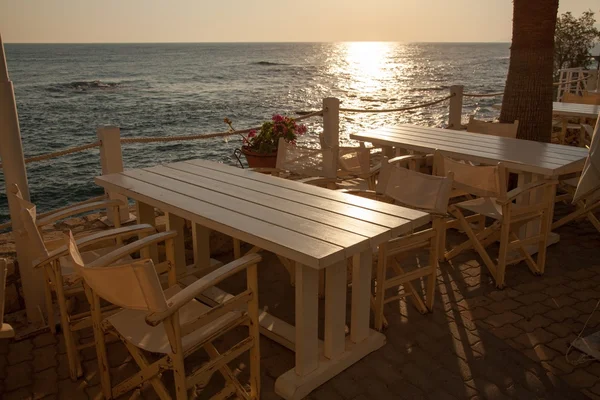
[272,114,284,123]
[248,129,256,138]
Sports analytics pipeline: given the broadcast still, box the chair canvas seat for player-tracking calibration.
[562,177,580,187]
[455,197,540,221]
[106,285,243,354]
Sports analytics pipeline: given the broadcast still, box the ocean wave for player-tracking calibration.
[252,61,287,66]
[45,80,122,92]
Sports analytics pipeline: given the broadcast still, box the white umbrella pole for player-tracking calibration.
[0,34,45,323]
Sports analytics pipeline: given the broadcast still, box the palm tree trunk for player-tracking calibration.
[500,0,559,142]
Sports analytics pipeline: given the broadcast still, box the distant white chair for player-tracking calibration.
[467,116,519,138]
[435,152,557,288]
[0,259,15,339]
[65,231,262,400]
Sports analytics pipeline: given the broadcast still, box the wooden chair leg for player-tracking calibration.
[43,267,56,334]
[164,317,187,400]
[233,238,241,259]
[454,209,499,282]
[390,261,427,314]
[53,266,82,380]
[495,220,511,289]
[588,212,600,232]
[87,288,113,399]
[247,263,261,399]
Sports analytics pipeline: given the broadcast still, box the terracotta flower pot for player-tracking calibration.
[240,146,277,168]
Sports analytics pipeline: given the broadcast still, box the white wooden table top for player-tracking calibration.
[95,160,429,269]
[552,102,600,118]
[350,124,589,176]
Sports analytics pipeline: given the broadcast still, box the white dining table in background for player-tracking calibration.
[350,124,589,254]
[493,102,600,120]
[95,159,430,400]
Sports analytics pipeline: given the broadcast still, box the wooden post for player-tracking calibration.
[0,34,45,322]
[322,97,340,179]
[587,70,598,92]
[448,85,464,130]
[97,126,129,224]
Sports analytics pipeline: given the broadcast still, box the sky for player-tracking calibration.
[1,0,599,43]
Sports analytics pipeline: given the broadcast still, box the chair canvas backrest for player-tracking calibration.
[339,144,370,175]
[276,137,331,177]
[378,157,454,215]
[434,151,507,200]
[65,232,168,313]
[10,185,49,262]
[563,92,600,105]
[467,116,519,138]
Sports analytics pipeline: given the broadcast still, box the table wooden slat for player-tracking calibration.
[96,173,346,268]
[552,102,600,119]
[351,124,588,176]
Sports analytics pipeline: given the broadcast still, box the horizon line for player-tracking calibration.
[4,40,512,45]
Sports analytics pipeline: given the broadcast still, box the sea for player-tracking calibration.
[0,42,510,224]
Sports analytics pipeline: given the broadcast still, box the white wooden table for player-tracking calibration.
[351,124,589,254]
[551,102,600,119]
[95,159,429,400]
[493,102,600,119]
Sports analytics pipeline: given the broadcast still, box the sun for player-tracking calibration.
[343,42,393,92]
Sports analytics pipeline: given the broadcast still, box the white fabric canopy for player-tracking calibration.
[573,114,600,204]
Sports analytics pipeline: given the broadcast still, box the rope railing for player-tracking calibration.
[339,94,454,113]
[0,110,324,168]
[463,92,504,97]
[553,77,589,86]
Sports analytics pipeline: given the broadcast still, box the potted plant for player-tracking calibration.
[225,115,308,168]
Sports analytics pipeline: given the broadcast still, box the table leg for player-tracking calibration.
[351,249,372,343]
[166,213,187,275]
[294,264,319,377]
[324,261,346,359]
[192,223,210,269]
[382,146,395,159]
[136,201,158,262]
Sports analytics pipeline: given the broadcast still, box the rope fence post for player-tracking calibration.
[448,85,464,130]
[322,97,340,180]
[97,126,129,224]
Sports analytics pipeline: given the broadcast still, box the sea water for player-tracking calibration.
[0,42,509,223]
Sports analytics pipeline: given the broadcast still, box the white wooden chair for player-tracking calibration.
[553,118,600,231]
[65,231,261,400]
[10,184,162,380]
[345,155,454,330]
[435,153,557,288]
[0,258,15,339]
[467,116,519,138]
[252,138,337,188]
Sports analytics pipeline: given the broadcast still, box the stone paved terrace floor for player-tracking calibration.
[1,203,600,399]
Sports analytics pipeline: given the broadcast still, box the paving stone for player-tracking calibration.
[589,383,600,398]
[32,368,59,399]
[461,307,493,321]
[562,369,599,389]
[573,299,600,315]
[513,282,547,294]
[513,328,557,348]
[4,387,33,400]
[483,311,523,328]
[331,375,363,399]
[32,345,58,372]
[523,344,561,362]
[543,284,575,298]
[32,333,57,348]
[57,378,89,399]
[7,340,34,365]
[487,288,521,301]
[513,291,549,304]
[541,357,574,375]
[512,302,551,319]
[4,361,33,392]
[486,299,522,314]
[490,324,522,340]
[545,306,581,322]
[568,279,599,291]
[544,294,578,309]
[545,321,574,338]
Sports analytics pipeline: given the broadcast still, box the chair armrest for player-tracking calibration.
[299,177,338,186]
[87,230,178,269]
[145,253,262,326]
[36,199,125,228]
[32,224,157,269]
[497,179,558,204]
